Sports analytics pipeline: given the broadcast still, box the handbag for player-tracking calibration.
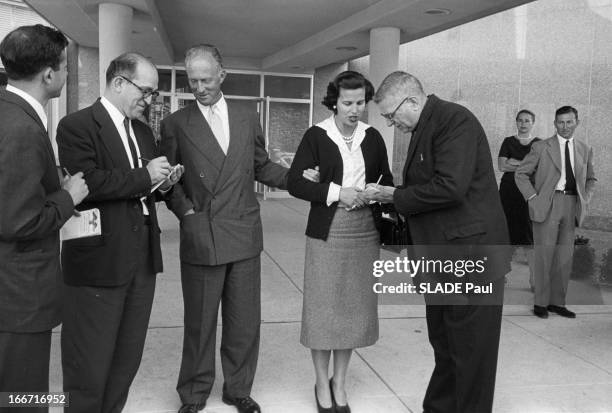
[377,209,411,253]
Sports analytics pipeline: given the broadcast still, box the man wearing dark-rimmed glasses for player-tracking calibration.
[366,71,511,413]
[56,52,184,412]
[117,74,160,100]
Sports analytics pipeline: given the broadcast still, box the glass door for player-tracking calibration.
[259,74,313,198]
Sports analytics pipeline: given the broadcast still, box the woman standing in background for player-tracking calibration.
[498,109,540,290]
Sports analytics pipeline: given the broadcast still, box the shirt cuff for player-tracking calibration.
[326,182,341,206]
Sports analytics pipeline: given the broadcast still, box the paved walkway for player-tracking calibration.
[49,198,612,413]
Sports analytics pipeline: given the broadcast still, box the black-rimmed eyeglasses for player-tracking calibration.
[118,75,159,100]
[381,97,409,121]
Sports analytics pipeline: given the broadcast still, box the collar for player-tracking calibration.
[556,134,574,145]
[317,115,368,150]
[196,93,227,115]
[412,94,435,134]
[6,84,48,130]
[100,96,128,130]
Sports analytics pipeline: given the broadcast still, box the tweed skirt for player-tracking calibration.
[300,207,380,350]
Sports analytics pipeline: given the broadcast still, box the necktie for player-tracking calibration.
[123,117,147,215]
[209,105,228,154]
[123,117,140,168]
[565,140,576,191]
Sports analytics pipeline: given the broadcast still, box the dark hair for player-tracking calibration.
[0,24,68,81]
[555,106,578,120]
[105,52,148,85]
[322,71,374,113]
[516,109,535,122]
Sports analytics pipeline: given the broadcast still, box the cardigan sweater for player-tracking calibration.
[287,123,394,240]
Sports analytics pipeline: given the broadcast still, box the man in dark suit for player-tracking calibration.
[57,52,183,413]
[160,44,288,413]
[0,25,88,404]
[515,106,596,319]
[367,71,510,413]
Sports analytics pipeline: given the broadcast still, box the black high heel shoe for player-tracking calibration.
[315,384,335,413]
[330,378,351,413]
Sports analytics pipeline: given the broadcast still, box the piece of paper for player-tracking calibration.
[61,208,101,240]
[150,164,181,193]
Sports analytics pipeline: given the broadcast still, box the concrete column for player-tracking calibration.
[98,3,133,95]
[368,27,400,165]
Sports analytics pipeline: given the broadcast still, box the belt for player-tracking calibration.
[555,189,577,195]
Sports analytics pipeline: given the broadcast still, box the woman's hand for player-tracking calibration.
[340,187,367,209]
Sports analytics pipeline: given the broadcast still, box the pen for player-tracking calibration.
[59,167,81,217]
[375,174,383,185]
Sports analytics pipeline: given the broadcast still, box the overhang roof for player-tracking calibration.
[25,0,535,72]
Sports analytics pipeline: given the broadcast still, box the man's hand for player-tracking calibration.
[146,156,172,185]
[363,183,396,203]
[62,171,89,206]
[303,166,320,183]
[159,164,185,191]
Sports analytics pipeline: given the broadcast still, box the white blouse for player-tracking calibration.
[316,115,370,206]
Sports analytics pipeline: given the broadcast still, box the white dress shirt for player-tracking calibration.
[6,84,48,131]
[555,134,575,191]
[196,94,230,153]
[100,96,149,214]
[316,116,368,206]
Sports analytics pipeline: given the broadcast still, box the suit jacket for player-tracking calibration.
[515,136,596,227]
[0,89,74,332]
[160,101,287,266]
[287,124,394,240]
[56,99,163,286]
[393,95,510,282]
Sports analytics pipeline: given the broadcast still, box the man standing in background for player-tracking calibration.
[515,106,596,319]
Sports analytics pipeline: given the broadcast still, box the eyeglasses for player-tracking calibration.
[381,97,409,121]
[118,75,159,100]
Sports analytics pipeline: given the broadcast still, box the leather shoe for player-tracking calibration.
[330,378,351,413]
[533,305,548,318]
[315,385,334,413]
[222,393,261,413]
[547,305,576,318]
[178,403,204,413]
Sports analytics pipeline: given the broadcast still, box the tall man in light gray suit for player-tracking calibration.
[160,44,287,413]
[515,106,596,319]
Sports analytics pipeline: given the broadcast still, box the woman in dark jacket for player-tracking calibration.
[498,109,540,289]
[288,71,393,413]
